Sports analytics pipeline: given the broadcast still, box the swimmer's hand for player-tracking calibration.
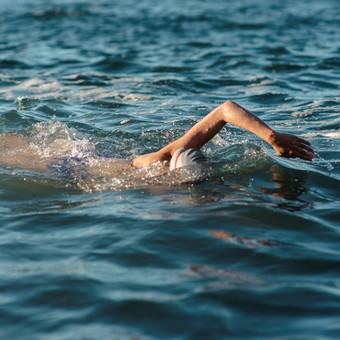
[268,131,314,161]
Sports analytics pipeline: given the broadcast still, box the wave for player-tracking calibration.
[24,5,92,20]
[0,59,29,69]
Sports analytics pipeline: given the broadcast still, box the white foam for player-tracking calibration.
[292,110,315,118]
[2,74,150,103]
[304,131,340,139]
[28,121,95,158]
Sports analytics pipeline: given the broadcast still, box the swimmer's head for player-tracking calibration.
[170,147,207,171]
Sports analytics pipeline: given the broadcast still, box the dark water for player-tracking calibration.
[1,0,340,338]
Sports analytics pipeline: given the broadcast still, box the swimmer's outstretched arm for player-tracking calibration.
[132,100,314,167]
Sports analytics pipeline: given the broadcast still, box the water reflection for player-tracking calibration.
[147,162,312,213]
[260,164,311,211]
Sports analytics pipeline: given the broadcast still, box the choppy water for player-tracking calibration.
[1,0,340,338]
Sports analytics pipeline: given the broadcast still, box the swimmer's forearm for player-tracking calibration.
[221,101,314,160]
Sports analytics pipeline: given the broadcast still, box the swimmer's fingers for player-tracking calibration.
[293,138,314,160]
[300,145,314,157]
[294,135,310,144]
[285,145,314,160]
[295,136,313,151]
[279,144,314,161]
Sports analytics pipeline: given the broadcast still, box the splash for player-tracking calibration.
[27,121,95,158]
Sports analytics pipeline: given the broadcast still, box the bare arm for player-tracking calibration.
[132,100,314,167]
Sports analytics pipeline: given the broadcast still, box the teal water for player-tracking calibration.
[0,0,340,338]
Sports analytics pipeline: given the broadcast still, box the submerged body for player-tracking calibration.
[0,132,141,179]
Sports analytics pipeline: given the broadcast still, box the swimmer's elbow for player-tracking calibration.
[223,99,237,108]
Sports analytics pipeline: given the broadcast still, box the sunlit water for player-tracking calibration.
[0,0,339,338]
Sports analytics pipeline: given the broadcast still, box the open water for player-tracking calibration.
[0,0,339,338]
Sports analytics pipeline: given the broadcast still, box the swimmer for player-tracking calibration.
[0,100,314,175]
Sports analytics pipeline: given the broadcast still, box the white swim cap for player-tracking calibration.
[170,147,207,171]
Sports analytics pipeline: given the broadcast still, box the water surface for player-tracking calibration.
[0,0,339,338]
